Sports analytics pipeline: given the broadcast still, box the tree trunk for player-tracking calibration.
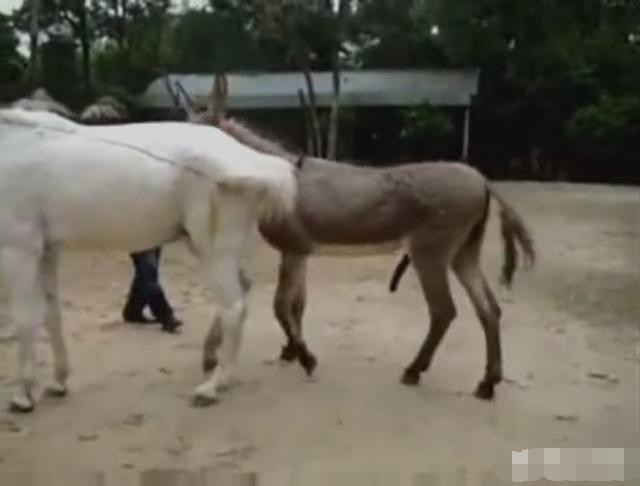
[298,89,316,155]
[326,0,349,160]
[28,0,40,85]
[326,51,341,160]
[296,54,323,157]
[78,0,91,94]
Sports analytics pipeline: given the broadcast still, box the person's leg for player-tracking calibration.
[122,252,155,323]
[144,248,182,332]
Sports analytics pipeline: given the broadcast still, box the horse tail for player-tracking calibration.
[488,185,536,288]
[218,154,297,221]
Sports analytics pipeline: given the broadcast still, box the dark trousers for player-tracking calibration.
[122,248,175,324]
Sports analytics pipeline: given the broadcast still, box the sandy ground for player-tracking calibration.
[0,182,638,484]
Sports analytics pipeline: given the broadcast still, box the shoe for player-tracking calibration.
[161,318,183,333]
[123,312,157,324]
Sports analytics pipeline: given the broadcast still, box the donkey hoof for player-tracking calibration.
[45,383,68,398]
[401,368,421,386]
[8,397,35,414]
[202,357,218,374]
[191,394,219,408]
[299,352,318,376]
[474,381,495,400]
[279,344,298,362]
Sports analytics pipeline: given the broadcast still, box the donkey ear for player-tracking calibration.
[295,152,306,170]
[208,72,228,125]
[174,80,197,120]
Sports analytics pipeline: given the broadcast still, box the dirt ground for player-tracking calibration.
[0,182,638,484]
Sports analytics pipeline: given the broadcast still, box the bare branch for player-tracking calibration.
[156,69,180,109]
[298,88,316,155]
[174,80,195,112]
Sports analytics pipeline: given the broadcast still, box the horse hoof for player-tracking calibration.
[279,345,298,362]
[299,352,317,376]
[191,394,219,408]
[202,357,218,374]
[8,398,34,414]
[45,383,68,398]
[474,381,495,400]
[401,368,421,386]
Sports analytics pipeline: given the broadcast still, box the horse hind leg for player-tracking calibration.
[401,252,457,387]
[40,246,69,398]
[1,247,47,413]
[186,194,253,406]
[453,241,503,400]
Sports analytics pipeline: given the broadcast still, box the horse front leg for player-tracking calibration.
[1,247,47,413]
[273,253,316,375]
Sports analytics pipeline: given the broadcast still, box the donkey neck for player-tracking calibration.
[219,119,301,165]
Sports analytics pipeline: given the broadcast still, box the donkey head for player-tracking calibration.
[181,73,229,127]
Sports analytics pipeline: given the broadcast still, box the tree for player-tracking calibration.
[567,95,640,182]
[0,13,26,100]
[211,0,356,159]
[91,0,172,93]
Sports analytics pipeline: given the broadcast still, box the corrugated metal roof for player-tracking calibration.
[138,69,479,110]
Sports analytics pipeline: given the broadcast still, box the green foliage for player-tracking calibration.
[402,100,453,140]
[400,100,454,158]
[567,95,640,169]
[166,9,273,73]
[2,0,639,180]
[0,13,26,100]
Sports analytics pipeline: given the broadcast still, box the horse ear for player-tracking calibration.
[295,152,306,170]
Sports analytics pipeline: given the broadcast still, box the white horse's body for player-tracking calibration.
[0,108,296,411]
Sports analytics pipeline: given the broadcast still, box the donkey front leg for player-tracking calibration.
[1,248,47,413]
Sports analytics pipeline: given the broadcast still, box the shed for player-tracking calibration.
[139,69,479,160]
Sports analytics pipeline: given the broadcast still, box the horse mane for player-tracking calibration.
[220,118,298,163]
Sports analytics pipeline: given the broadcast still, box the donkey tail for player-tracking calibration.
[388,185,535,292]
[488,185,536,288]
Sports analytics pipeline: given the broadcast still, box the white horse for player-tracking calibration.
[0,108,297,412]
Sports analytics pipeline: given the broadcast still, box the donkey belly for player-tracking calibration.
[313,240,403,256]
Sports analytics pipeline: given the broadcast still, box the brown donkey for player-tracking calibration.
[183,76,535,400]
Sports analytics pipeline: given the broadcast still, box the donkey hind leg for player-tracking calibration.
[40,246,69,398]
[453,247,503,400]
[1,247,47,413]
[401,254,457,387]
